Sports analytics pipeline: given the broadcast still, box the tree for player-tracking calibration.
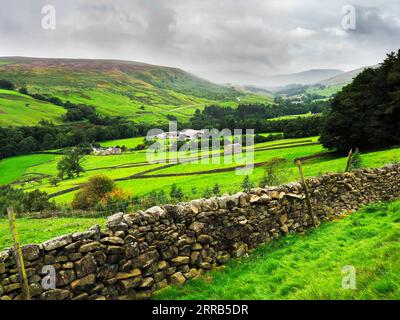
[349,148,363,171]
[57,147,85,179]
[22,190,57,212]
[18,87,29,95]
[320,50,400,152]
[49,176,61,187]
[0,79,14,90]
[20,136,39,152]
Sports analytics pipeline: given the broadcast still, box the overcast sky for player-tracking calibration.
[0,0,399,85]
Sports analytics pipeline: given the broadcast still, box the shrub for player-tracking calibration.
[170,183,184,202]
[213,183,221,196]
[242,175,255,192]
[259,159,285,187]
[72,175,115,210]
[99,188,131,212]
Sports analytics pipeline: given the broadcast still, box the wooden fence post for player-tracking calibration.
[7,207,31,300]
[345,149,353,172]
[295,160,318,228]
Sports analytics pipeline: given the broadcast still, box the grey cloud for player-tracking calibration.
[0,0,399,85]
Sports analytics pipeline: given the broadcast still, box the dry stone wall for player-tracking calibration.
[0,164,399,300]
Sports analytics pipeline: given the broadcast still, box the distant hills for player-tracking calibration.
[264,69,344,87]
[0,57,246,125]
[243,65,377,97]
[320,65,379,86]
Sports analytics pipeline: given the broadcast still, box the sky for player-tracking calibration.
[0,0,399,85]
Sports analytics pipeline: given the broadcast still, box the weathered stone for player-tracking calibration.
[71,274,96,291]
[72,292,89,300]
[170,272,186,286]
[0,262,5,274]
[3,283,21,293]
[68,252,82,261]
[154,271,166,282]
[135,250,159,268]
[72,229,97,241]
[21,245,41,261]
[29,283,43,297]
[170,256,189,266]
[42,234,72,251]
[41,289,71,300]
[75,254,97,278]
[57,269,76,287]
[0,250,10,263]
[116,269,141,280]
[198,234,212,244]
[189,222,205,233]
[62,262,74,269]
[139,277,154,288]
[100,237,125,245]
[190,251,201,265]
[79,241,100,253]
[157,261,168,270]
[136,290,152,300]
[156,279,168,290]
[106,212,126,230]
[160,246,178,260]
[184,268,199,279]
[119,276,142,292]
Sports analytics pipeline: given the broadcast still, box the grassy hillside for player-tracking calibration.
[0,89,66,126]
[0,57,270,125]
[154,200,400,300]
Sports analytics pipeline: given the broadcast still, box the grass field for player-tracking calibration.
[0,89,66,126]
[2,136,399,206]
[154,200,400,300]
[0,217,106,251]
[267,112,318,121]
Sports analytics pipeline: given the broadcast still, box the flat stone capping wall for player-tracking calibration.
[0,164,399,300]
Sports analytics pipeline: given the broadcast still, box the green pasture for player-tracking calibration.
[0,89,66,126]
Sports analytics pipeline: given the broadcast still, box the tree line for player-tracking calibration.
[189,105,323,138]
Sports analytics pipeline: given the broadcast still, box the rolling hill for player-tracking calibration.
[0,57,252,125]
[0,89,66,126]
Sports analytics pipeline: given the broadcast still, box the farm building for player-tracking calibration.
[92,147,122,156]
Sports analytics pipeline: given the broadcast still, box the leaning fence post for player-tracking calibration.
[295,160,318,228]
[345,149,353,172]
[7,207,31,300]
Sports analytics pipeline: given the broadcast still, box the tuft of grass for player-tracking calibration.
[154,200,400,300]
